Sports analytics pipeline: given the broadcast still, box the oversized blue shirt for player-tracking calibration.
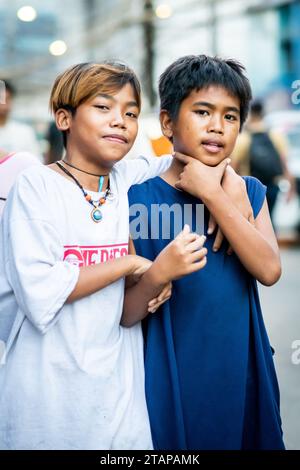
[129,175,284,450]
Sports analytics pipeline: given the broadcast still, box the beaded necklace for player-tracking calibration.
[56,161,110,223]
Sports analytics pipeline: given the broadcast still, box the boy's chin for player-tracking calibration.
[89,153,122,169]
[101,150,130,165]
[175,148,226,167]
[193,153,225,167]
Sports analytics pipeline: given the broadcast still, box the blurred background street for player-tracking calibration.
[0,0,300,449]
[260,247,300,450]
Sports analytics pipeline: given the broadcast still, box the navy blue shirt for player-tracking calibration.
[129,176,284,450]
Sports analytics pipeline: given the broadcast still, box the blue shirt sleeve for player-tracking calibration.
[243,176,267,219]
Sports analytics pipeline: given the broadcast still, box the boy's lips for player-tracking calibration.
[102,134,128,144]
[201,139,224,154]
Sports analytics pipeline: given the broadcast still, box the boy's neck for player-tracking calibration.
[56,151,111,193]
[64,150,111,176]
[160,157,184,188]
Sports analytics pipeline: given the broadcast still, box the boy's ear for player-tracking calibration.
[160,109,174,140]
[55,108,72,132]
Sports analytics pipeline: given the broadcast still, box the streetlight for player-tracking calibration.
[49,40,67,56]
[155,3,172,19]
[17,6,37,22]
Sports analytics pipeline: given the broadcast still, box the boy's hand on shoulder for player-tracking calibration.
[207,166,255,254]
[174,152,231,200]
[151,224,207,284]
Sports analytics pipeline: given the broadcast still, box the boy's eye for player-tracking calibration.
[94,105,109,110]
[194,109,209,116]
[225,114,237,121]
[126,112,138,119]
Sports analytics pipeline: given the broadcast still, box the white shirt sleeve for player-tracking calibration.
[2,170,79,334]
[115,154,172,190]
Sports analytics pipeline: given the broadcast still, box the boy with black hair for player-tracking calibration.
[128,55,284,450]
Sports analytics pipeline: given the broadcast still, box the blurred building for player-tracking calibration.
[0,0,299,121]
[154,0,300,111]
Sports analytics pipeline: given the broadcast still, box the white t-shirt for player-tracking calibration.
[0,154,172,450]
[0,152,41,217]
[0,121,41,157]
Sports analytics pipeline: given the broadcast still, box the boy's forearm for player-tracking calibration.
[121,264,166,327]
[67,255,136,303]
[203,189,280,285]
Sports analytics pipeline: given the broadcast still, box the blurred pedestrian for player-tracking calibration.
[0,80,41,156]
[0,151,40,218]
[232,99,295,219]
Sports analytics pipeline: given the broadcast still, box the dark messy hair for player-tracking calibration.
[159,54,252,129]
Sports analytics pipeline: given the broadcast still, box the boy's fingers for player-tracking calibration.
[213,228,224,252]
[174,152,193,165]
[207,214,216,235]
[186,236,207,253]
[189,247,207,263]
[176,224,190,239]
[183,233,203,245]
[148,292,172,313]
[177,227,202,245]
[158,292,171,303]
[158,284,172,302]
[189,256,207,272]
[217,158,231,178]
[183,224,190,235]
[148,282,172,306]
[154,293,172,309]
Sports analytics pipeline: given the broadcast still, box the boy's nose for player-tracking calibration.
[207,116,224,134]
[110,113,126,128]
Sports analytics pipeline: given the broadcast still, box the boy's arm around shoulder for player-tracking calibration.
[116,154,172,189]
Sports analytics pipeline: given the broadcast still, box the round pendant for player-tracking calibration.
[91,208,103,222]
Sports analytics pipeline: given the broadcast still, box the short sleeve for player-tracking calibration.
[243,176,267,219]
[2,170,79,334]
[115,154,172,190]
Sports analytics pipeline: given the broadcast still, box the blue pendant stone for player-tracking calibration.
[92,209,102,222]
